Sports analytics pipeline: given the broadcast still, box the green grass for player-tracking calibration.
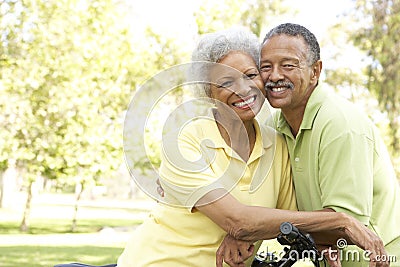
[0,218,142,235]
[0,193,149,267]
[0,217,138,267]
[0,245,123,267]
[0,192,314,267]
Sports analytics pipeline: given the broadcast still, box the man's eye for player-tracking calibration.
[260,65,271,71]
[283,64,296,68]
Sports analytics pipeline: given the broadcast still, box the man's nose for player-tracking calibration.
[269,67,284,82]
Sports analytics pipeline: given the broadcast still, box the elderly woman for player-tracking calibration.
[117,27,386,267]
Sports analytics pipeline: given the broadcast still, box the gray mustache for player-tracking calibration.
[265,81,294,90]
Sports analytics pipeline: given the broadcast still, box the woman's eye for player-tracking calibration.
[245,73,258,79]
[218,81,233,88]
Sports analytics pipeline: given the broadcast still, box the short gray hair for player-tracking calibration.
[262,23,320,66]
[190,27,260,97]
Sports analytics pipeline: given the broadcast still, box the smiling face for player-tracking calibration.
[260,35,321,113]
[209,51,265,123]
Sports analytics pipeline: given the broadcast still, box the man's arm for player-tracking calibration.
[319,129,374,225]
[196,189,388,267]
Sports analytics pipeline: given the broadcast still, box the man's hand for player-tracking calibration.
[315,209,389,267]
[344,218,389,267]
[216,234,255,267]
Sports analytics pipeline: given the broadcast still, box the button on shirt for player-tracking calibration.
[268,86,400,254]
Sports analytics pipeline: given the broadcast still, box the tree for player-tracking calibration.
[0,0,196,231]
[348,0,400,176]
[194,0,293,36]
[0,0,151,231]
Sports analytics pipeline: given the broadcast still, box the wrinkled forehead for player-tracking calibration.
[261,35,309,63]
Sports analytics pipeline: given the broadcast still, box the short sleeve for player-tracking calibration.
[159,124,224,210]
[319,131,373,225]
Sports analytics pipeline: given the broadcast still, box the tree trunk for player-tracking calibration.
[20,180,33,232]
[387,111,400,152]
[1,161,18,209]
[391,120,399,154]
[70,181,84,232]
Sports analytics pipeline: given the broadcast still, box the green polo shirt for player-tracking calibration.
[267,86,400,264]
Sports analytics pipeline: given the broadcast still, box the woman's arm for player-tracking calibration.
[196,189,348,242]
[196,189,388,267]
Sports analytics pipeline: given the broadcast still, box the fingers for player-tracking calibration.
[216,239,243,267]
[247,244,255,258]
[363,229,389,267]
[368,247,390,267]
[320,246,341,267]
[345,218,389,266]
[234,243,254,262]
[216,235,255,267]
[222,245,252,266]
[216,242,225,267]
[222,249,245,267]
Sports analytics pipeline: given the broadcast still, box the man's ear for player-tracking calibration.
[311,60,322,82]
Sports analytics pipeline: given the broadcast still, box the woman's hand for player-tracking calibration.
[318,245,342,267]
[216,234,254,267]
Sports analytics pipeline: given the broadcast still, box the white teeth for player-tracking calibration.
[233,96,255,107]
[272,87,286,92]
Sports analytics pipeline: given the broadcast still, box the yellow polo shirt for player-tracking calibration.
[117,116,297,267]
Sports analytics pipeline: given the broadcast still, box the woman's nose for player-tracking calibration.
[234,78,252,96]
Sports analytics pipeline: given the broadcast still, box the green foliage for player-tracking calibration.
[0,0,294,187]
[239,0,292,37]
[1,0,132,184]
[194,0,292,36]
[0,0,188,184]
[347,0,400,176]
[195,0,243,34]
[0,0,186,229]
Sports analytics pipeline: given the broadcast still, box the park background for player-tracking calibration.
[0,0,399,266]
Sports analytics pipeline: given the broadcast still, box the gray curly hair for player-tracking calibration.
[189,26,260,97]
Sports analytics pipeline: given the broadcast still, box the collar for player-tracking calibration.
[201,111,273,162]
[276,86,328,135]
[203,116,273,149]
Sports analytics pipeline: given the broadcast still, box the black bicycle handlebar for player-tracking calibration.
[251,222,321,267]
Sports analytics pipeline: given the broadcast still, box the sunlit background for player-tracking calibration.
[0,0,399,266]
